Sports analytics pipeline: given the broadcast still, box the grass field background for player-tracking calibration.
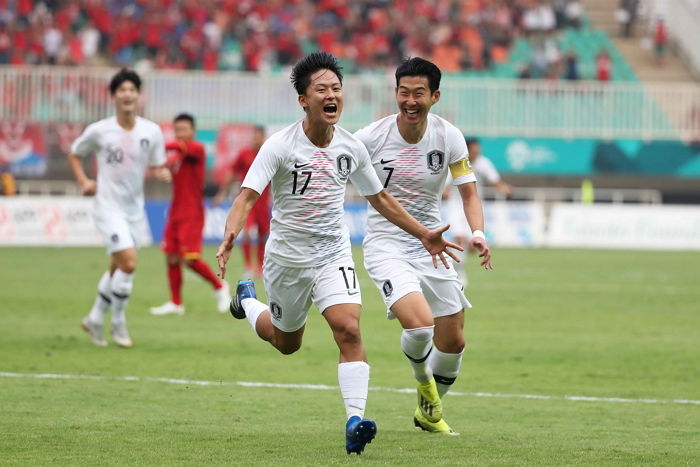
[1,246,699,465]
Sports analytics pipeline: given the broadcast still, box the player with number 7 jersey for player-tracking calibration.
[355,57,493,436]
[215,52,463,455]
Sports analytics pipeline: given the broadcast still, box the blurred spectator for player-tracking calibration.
[596,49,612,82]
[616,0,639,38]
[653,17,667,67]
[565,0,583,29]
[80,20,100,64]
[0,0,592,77]
[563,52,580,80]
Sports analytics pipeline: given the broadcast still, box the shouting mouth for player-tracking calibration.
[323,103,338,118]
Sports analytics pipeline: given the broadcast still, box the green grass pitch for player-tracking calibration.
[1,246,699,465]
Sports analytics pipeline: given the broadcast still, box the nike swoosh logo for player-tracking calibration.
[380,159,396,164]
[348,290,359,295]
[294,162,311,169]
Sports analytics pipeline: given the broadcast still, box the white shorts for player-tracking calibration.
[94,211,151,254]
[364,254,471,320]
[263,255,362,333]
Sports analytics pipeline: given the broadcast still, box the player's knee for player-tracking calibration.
[119,259,137,274]
[167,254,181,266]
[441,337,465,354]
[333,320,362,346]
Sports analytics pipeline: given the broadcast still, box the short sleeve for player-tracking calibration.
[149,126,166,166]
[445,124,468,164]
[348,141,383,196]
[241,140,281,196]
[70,123,98,157]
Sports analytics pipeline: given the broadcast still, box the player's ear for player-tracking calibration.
[298,94,308,112]
[432,89,441,104]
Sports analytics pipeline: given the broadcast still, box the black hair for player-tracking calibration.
[174,113,195,128]
[465,137,480,147]
[109,68,142,95]
[253,124,265,134]
[290,52,343,95]
[395,57,441,93]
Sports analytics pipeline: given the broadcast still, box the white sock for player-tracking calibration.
[110,269,134,325]
[241,298,268,335]
[428,347,463,397]
[88,271,112,324]
[338,361,369,420]
[401,326,435,383]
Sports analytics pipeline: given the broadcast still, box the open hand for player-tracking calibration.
[420,224,464,269]
[215,231,236,279]
[470,237,493,270]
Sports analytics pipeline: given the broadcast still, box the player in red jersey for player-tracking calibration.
[213,125,270,278]
[150,113,230,315]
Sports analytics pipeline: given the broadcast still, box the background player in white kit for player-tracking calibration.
[355,57,492,435]
[67,69,170,348]
[215,52,461,455]
[443,137,513,284]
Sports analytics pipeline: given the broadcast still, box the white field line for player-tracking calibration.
[1,371,699,406]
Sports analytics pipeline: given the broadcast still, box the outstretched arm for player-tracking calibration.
[365,190,463,269]
[458,182,492,269]
[215,187,261,278]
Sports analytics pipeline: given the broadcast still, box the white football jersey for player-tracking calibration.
[242,120,383,268]
[355,113,476,259]
[71,116,165,220]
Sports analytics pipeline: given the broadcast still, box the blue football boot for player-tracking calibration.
[229,280,256,319]
[345,415,377,455]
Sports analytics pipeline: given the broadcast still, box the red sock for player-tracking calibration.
[257,240,265,273]
[242,240,253,271]
[187,259,222,289]
[167,263,182,305]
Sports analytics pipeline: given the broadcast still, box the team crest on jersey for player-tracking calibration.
[382,280,393,297]
[270,302,282,320]
[337,154,352,178]
[140,138,150,149]
[427,150,444,174]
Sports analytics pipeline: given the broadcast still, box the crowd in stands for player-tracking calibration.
[1,0,587,77]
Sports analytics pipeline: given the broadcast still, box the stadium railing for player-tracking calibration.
[2,66,699,141]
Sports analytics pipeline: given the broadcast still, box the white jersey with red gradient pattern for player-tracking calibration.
[241,120,383,268]
[355,113,476,259]
[71,116,165,221]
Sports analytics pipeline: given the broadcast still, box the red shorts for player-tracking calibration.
[162,217,204,259]
[245,202,270,237]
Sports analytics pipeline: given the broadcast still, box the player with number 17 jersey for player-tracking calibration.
[242,120,382,269]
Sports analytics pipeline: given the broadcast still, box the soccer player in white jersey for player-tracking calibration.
[215,52,461,455]
[355,57,493,435]
[67,69,171,348]
[444,137,513,284]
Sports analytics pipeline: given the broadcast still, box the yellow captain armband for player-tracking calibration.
[449,158,473,178]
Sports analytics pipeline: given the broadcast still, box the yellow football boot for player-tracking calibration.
[417,378,443,422]
[413,407,459,436]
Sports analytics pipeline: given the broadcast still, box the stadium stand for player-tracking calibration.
[0,0,634,81]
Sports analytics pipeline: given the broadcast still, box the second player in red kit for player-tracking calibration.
[150,113,231,315]
[214,125,270,278]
